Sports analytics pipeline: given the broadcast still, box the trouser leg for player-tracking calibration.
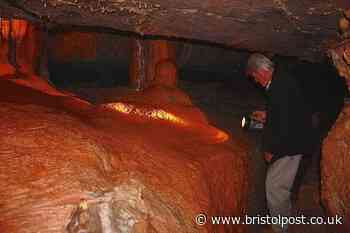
[265,154,303,232]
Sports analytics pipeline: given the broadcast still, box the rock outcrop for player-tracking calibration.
[0,79,249,233]
[1,0,348,61]
[322,104,350,232]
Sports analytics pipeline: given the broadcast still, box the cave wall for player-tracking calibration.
[322,104,350,231]
[0,0,348,61]
[47,29,251,88]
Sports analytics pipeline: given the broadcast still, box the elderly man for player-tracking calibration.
[246,54,315,233]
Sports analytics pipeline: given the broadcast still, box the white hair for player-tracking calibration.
[246,53,274,74]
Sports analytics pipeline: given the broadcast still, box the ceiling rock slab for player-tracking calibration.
[0,0,346,61]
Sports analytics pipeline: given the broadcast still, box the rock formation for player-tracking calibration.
[322,15,350,231]
[0,18,249,233]
[0,78,249,233]
[1,0,349,61]
[322,104,350,232]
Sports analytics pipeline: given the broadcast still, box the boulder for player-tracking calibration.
[0,79,249,233]
[322,104,350,231]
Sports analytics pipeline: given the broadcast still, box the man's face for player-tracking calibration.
[249,68,273,88]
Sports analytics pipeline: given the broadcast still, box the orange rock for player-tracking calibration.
[50,31,97,62]
[142,85,193,106]
[322,104,350,231]
[0,18,10,40]
[153,59,178,87]
[10,19,28,42]
[344,9,350,20]
[0,80,249,233]
[339,17,350,34]
[0,20,41,76]
[129,39,177,89]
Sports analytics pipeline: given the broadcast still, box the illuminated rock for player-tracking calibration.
[322,104,350,231]
[0,20,68,96]
[0,19,42,76]
[0,80,249,233]
[0,18,27,41]
[153,59,178,87]
[0,18,10,40]
[142,59,192,106]
[129,39,176,89]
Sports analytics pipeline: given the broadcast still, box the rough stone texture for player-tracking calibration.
[0,20,68,96]
[0,0,347,61]
[0,79,249,233]
[322,103,350,232]
[49,30,132,64]
[322,27,350,232]
[50,31,98,62]
[48,30,251,78]
[129,39,176,89]
[0,20,42,76]
[328,35,350,93]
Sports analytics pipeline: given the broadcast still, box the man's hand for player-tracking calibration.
[264,152,273,163]
[251,110,266,123]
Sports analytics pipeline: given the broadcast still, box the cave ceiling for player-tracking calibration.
[1,0,349,61]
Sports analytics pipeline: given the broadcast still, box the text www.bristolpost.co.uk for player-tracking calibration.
[195,213,343,227]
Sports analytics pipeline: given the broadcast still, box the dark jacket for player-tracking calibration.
[293,63,348,138]
[262,67,316,162]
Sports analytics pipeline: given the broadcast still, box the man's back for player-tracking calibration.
[293,63,348,136]
[263,67,315,161]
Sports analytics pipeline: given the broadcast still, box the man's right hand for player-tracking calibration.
[251,110,266,123]
[264,152,273,163]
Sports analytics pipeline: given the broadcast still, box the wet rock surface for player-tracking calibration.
[0,79,249,233]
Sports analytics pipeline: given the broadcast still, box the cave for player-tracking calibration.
[1,1,350,233]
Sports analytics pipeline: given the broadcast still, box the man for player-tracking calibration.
[246,54,316,233]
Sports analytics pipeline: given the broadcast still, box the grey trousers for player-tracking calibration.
[266,154,303,233]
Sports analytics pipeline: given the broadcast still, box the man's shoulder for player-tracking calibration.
[273,66,300,86]
[269,68,302,100]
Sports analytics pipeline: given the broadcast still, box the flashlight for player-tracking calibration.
[241,115,264,130]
